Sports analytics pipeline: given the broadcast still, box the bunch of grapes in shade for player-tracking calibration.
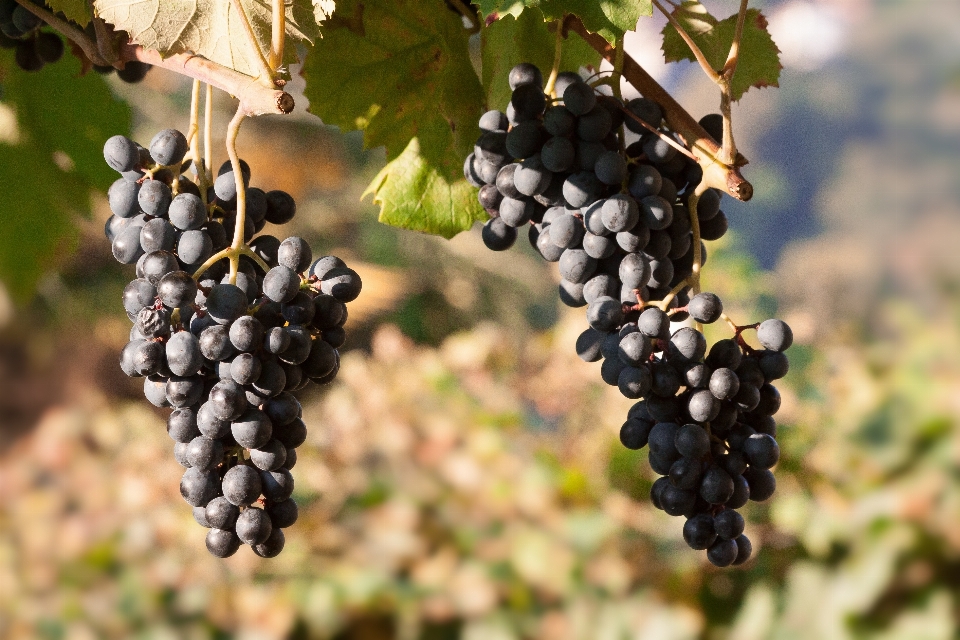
[464,63,793,566]
[0,0,150,80]
[103,127,362,558]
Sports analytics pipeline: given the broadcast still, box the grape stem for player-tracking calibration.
[190,103,271,282]
[657,278,691,311]
[618,106,697,162]
[719,314,760,353]
[269,0,286,72]
[544,24,564,98]
[689,181,706,296]
[225,106,248,285]
[563,15,753,201]
[204,85,214,179]
[187,80,211,207]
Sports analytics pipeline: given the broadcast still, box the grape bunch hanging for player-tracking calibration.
[103,128,361,558]
[464,63,792,567]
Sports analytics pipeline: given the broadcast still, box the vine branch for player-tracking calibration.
[12,0,108,66]
[563,15,753,201]
[117,42,293,116]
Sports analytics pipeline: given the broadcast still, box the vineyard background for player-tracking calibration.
[2,0,960,638]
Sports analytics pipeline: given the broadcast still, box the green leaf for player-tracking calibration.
[303,0,482,181]
[539,0,651,44]
[482,8,600,111]
[477,0,527,19]
[3,51,131,191]
[45,0,91,26]
[661,1,781,101]
[478,0,651,44]
[93,0,330,78]
[0,142,81,301]
[0,49,131,299]
[363,138,487,239]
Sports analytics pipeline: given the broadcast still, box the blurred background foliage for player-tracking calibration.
[1,0,960,638]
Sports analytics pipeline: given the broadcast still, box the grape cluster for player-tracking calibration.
[0,0,63,71]
[104,128,362,558]
[0,0,150,80]
[465,63,792,566]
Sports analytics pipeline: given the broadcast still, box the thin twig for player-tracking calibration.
[658,278,691,311]
[225,105,247,285]
[230,0,277,87]
[543,24,564,98]
[204,84,214,178]
[12,0,108,65]
[689,181,706,296]
[269,0,286,72]
[652,0,721,85]
[620,107,698,161]
[718,0,749,165]
[723,0,750,78]
[449,0,480,32]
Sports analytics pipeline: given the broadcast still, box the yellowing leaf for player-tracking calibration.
[363,138,488,239]
[93,0,331,78]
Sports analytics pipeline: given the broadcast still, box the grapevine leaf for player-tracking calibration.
[477,0,527,19]
[44,0,91,26]
[93,0,330,78]
[3,50,131,191]
[0,49,130,299]
[538,0,651,44]
[362,138,487,239]
[477,0,651,44]
[482,8,600,111]
[302,0,482,181]
[661,1,781,101]
[0,142,80,301]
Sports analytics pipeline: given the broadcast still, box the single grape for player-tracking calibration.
[180,467,219,507]
[505,121,544,159]
[688,292,723,324]
[205,528,242,558]
[757,319,793,352]
[138,179,172,218]
[149,128,188,166]
[104,135,141,173]
[562,81,596,116]
[221,464,263,506]
[205,496,240,530]
[594,150,627,185]
[683,513,717,550]
[266,498,299,528]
